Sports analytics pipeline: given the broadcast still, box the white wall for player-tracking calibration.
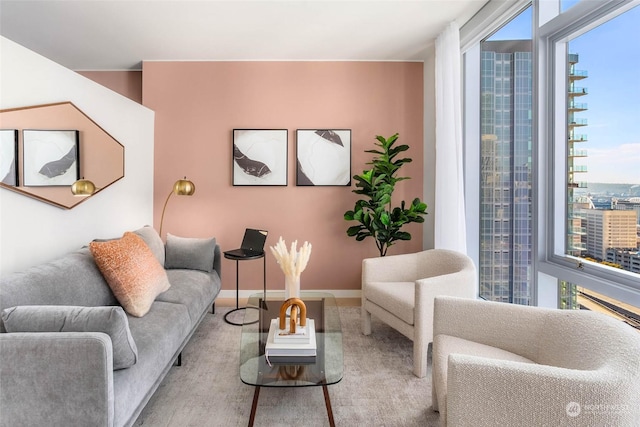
[0,37,155,275]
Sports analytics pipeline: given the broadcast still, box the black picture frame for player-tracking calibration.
[0,129,19,186]
[22,129,80,187]
[233,129,288,186]
[296,129,351,186]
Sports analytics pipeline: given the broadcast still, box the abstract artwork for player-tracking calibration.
[0,129,19,186]
[233,129,288,186]
[23,130,79,186]
[296,129,351,186]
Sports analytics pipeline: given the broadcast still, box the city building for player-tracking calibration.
[578,208,638,260]
[479,40,533,305]
[606,249,640,274]
[567,53,589,258]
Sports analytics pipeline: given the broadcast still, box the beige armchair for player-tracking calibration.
[361,249,477,378]
[432,296,640,426]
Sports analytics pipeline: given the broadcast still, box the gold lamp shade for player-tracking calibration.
[159,177,196,238]
[173,178,196,196]
[71,178,96,196]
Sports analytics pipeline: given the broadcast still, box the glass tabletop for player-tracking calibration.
[239,291,343,387]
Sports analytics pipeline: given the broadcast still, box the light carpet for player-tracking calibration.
[133,306,440,426]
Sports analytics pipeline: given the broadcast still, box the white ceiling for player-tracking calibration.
[0,0,487,71]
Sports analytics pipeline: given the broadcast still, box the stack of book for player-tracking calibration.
[265,318,316,365]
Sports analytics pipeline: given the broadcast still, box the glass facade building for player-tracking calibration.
[480,40,533,305]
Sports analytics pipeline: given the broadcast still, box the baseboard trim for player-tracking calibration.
[218,289,362,299]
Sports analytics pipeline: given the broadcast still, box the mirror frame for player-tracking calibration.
[0,102,125,209]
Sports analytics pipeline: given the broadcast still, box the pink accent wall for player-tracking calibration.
[142,61,424,293]
[78,71,143,104]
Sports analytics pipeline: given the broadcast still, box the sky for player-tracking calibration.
[487,2,640,185]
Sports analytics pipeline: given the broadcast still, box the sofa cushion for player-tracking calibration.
[0,248,118,324]
[164,234,216,273]
[112,301,192,427]
[158,269,220,325]
[364,281,415,325]
[1,305,138,370]
[90,232,171,317]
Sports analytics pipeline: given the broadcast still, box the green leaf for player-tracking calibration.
[345,133,427,255]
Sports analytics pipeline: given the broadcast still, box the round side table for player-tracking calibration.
[223,250,266,326]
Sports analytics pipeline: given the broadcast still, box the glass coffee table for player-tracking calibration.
[240,292,343,426]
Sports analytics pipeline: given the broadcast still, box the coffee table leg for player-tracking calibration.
[248,386,260,427]
[322,384,336,427]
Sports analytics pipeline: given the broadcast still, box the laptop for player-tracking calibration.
[224,228,268,258]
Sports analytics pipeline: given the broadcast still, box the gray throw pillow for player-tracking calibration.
[164,234,216,273]
[1,305,138,370]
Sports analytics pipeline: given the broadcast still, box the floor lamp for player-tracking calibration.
[159,177,196,238]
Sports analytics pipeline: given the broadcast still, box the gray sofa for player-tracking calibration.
[0,226,221,427]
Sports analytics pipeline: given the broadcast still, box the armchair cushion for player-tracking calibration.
[1,305,137,370]
[364,281,415,325]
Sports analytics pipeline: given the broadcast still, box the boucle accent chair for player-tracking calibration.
[361,249,477,378]
[432,296,640,427]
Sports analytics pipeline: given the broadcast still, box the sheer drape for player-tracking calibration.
[434,22,467,253]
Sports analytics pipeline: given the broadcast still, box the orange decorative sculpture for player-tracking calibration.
[278,297,307,333]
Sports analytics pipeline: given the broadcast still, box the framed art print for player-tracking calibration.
[233,129,288,186]
[23,129,79,186]
[296,129,351,186]
[0,129,19,186]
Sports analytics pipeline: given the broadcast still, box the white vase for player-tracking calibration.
[285,275,301,300]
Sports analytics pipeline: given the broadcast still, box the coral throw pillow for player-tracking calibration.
[90,231,171,317]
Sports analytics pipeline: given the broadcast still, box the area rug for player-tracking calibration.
[133,306,440,426]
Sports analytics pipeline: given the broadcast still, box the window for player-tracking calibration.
[543,1,640,307]
[479,6,533,304]
[462,0,640,311]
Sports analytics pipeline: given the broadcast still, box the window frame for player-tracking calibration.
[537,0,640,307]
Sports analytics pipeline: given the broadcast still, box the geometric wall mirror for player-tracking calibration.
[0,102,124,209]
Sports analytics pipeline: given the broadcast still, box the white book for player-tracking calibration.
[265,318,316,357]
[273,320,312,344]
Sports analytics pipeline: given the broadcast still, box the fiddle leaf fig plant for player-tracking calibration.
[344,133,427,257]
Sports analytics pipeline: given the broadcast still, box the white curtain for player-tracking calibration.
[434,22,467,253]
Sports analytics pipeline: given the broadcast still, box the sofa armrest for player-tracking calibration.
[446,354,639,427]
[0,332,114,427]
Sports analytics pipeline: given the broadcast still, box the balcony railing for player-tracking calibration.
[569,118,588,126]
[569,86,588,96]
[569,165,588,173]
[568,149,588,157]
[569,134,588,142]
[568,102,587,111]
[569,69,588,80]
[569,242,587,251]
[568,181,588,188]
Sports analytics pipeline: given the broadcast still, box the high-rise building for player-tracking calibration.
[578,208,638,260]
[567,53,589,257]
[479,40,533,305]
[560,53,589,310]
